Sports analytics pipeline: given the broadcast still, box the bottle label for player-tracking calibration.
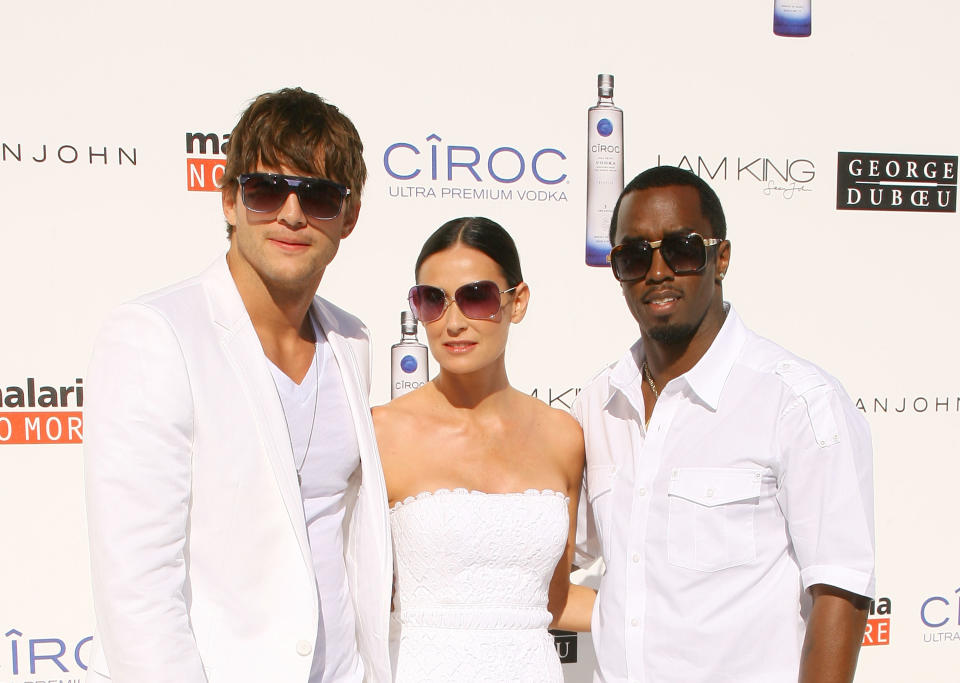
[586,105,624,266]
[391,345,429,398]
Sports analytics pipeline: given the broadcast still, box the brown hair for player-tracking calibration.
[221,87,367,235]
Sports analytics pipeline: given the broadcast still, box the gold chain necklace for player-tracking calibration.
[642,360,659,399]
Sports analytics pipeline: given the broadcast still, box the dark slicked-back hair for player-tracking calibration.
[221,87,367,236]
[609,166,727,245]
[415,217,523,288]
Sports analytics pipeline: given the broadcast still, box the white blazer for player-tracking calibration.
[83,256,392,683]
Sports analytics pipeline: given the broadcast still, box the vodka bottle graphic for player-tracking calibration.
[585,73,624,267]
[391,311,429,399]
[773,0,811,37]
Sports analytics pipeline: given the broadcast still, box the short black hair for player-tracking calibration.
[415,217,523,287]
[609,166,727,245]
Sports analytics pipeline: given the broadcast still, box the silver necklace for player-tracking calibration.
[296,346,320,487]
[642,360,660,399]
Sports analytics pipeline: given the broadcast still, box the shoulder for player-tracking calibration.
[519,393,584,468]
[736,330,867,446]
[739,331,846,400]
[372,388,432,440]
[313,296,368,341]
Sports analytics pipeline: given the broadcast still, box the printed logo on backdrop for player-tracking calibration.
[383,133,569,203]
[186,131,230,192]
[655,154,815,199]
[920,587,960,644]
[3,628,92,678]
[550,629,578,663]
[855,393,959,416]
[837,152,957,212]
[0,378,83,445]
[1,141,136,167]
[863,597,892,647]
[529,387,581,409]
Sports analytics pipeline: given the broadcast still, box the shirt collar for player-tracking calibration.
[605,303,747,413]
[682,304,747,410]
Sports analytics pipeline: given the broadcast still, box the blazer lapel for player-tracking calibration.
[203,256,312,569]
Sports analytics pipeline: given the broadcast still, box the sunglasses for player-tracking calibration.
[607,232,722,282]
[408,280,518,324]
[237,172,350,220]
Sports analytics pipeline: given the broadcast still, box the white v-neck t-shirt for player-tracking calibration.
[267,324,363,683]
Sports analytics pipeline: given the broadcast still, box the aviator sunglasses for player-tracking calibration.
[237,172,350,220]
[607,232,722,282]
[408,280,518,324]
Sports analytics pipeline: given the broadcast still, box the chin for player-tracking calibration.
[647,322,698,345]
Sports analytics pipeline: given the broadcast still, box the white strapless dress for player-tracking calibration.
[389,488,569,682]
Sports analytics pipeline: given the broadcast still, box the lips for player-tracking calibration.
[641,288,683,313]
[443,341,477,354]
[267,237,311,250]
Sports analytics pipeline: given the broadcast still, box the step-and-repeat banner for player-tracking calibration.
[2,1,957,681]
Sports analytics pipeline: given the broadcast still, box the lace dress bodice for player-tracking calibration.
[390,488,569,682]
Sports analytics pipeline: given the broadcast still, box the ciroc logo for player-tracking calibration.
[596,119,614,137]
[186,131,230,192]
[837,152,957,212]
[0,378,83,445]
[384,133,569,204]
[400,355,419,374]
[4,627,92,676]
[920,586,960,644]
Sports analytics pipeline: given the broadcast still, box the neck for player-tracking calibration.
[432,358,512,411]
[226,250,318,347]
[642,300,727,387]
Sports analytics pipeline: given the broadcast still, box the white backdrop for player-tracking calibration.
[1,1,958,681]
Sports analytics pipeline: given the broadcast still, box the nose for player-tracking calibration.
[444,298,469,335]
[276,189,307,229]
[645,247,673,283]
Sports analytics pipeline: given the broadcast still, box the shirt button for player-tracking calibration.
[633,553,640,563]
[638,487,647,497]
[706,488,715,498]
[631,618,639,627]
[296,640,313,656]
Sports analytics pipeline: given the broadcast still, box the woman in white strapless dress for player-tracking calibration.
[373,217,594,683]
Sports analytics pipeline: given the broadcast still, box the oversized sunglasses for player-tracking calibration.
[408,280,518,323]
[607,232,722,282]
[237,172,350,220]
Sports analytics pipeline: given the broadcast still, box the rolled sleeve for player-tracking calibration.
[776,385,876,599]
[84,303,207,682]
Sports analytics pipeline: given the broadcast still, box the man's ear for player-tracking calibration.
[222,186,238,227]
[340,200,361,239]
[715,239,731,284]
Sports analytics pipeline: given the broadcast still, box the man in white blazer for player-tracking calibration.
[83,88,392,682]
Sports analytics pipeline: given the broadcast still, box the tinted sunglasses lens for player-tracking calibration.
[298,181,344,219]
[661,234,707,273]
[242,175,287,213]
[611,244,652,281]
[455,281,502,319]
[409,285,447,323]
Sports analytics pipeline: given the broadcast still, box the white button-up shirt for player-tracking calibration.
[573,306,875,683]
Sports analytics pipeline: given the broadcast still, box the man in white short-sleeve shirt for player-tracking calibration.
[573,166,875,683]
[84,88,392,683]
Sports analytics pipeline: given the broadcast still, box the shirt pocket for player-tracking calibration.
[666,467,762,572]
